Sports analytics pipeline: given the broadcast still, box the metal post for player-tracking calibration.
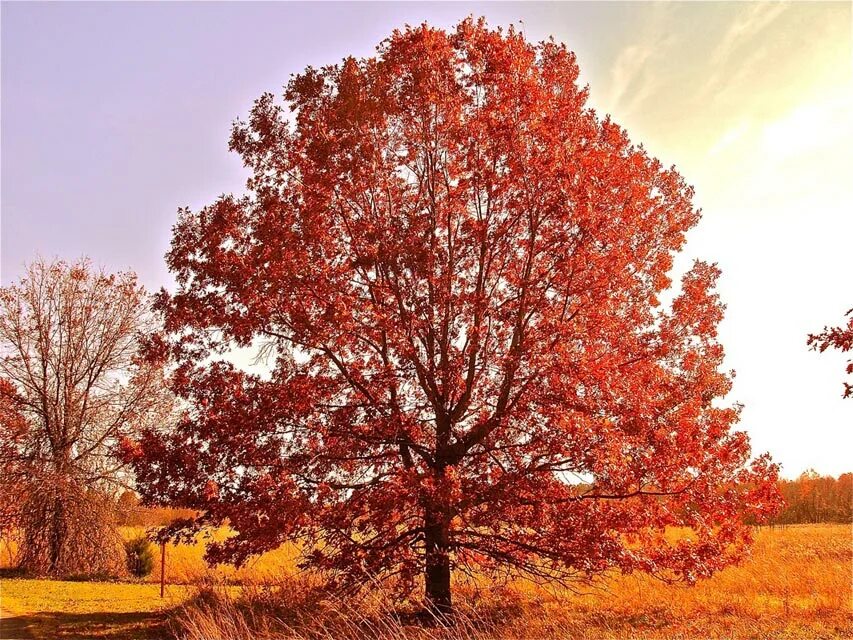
[160,540,166,598]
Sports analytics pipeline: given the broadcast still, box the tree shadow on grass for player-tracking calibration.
[0,609,171,640]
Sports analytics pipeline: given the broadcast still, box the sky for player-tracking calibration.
[1,2,850,478]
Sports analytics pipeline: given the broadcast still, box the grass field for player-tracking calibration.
[0,580,191,640]
[0,524,850,639]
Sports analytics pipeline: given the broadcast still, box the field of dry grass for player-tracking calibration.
[118,526,301,585]
[0,526,300,585]
[1,524,850,639]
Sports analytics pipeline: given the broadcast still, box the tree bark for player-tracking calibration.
[424,507,452,616]
[49,494,64,573]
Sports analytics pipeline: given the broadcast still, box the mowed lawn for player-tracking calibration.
[0,524,851,639]
[0,580,191,639]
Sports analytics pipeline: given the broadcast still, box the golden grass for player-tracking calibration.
[1,524,850,639]
[531,523,853,638]
[0,580,192,639]
[1,526,301,583]
[0,537,17,569]
[115,526,301,585]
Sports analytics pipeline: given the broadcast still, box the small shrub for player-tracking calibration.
[65,571,121,582]
[124,535,155,578]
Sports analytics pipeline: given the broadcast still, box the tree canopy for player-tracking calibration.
[128,19,780,613]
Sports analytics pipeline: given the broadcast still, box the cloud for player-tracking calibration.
[696,84,853,216]
[608,44,655,114]
[701,3,788,102]
[707,121,751,157]
[761,90,853,160]
[602,3,676,118]
[711,3,787,66]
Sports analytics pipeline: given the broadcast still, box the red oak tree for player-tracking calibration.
[128,20,780,613]
[808,308,853,398]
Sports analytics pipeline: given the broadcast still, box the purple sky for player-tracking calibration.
[1,1,636,289]
[2,2,851,478]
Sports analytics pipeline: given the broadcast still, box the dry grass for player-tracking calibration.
[1,524,850,639]
[0,579,193,639]
[1,526,299,583]
[152,524,853,639]
[114,526,301,585]
[0,536,17,569]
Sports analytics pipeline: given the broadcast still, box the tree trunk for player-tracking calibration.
[424,507,452,616]
[49,493,65,573]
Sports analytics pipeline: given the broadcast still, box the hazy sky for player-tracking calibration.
[2,2,850,478]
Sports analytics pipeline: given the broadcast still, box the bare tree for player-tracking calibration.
[0,258,170,576]
[0,378,27,550]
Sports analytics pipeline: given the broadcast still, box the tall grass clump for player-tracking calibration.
[170,577,520,640]
[125,535,156,578]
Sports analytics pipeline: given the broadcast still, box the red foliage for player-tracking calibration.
[0,378,28,532]
[128,19,780,611]
[0,379,26,449]
[808,308,853,398]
